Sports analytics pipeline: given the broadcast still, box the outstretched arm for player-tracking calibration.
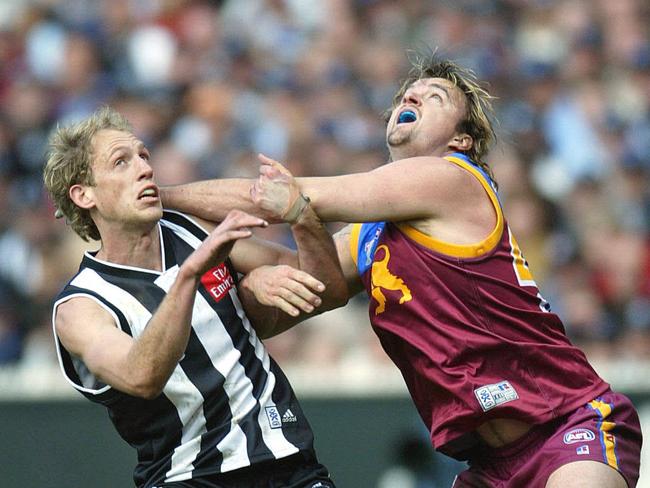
[160,153,478,224]
[236,223,364,339]
[161,178,258,222]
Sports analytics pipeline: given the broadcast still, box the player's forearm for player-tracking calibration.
[161,179,260,221]
[162,174,360,224]
[290,206,349,310]
[240,206,348,339]
[125,268,200,398]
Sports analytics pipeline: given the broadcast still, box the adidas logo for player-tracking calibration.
[282,408,297,423]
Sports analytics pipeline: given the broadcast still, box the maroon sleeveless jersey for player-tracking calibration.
[349,153,609,454]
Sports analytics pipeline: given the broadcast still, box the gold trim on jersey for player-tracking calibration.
[349,223,362,267]
[396,155,504,258]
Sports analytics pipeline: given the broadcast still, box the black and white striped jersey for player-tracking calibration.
[52,210,315,488]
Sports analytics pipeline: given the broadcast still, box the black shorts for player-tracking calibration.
[157,451,335,488]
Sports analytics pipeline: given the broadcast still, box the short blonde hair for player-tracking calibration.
[43,106,132,241]
[389,49,498,184]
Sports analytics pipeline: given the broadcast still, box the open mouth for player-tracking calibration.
[397,109,417,124]
[138,187,159,201]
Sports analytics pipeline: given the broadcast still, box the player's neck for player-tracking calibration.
[95,223,162,271]
[389,144,449,161]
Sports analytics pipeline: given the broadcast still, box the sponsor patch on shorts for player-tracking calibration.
[563,428,596,444]
[474,380,519,412]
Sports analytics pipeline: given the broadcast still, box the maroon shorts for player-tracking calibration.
[452,390,642,488]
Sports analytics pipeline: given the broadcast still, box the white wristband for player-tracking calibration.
[283,193,311,224]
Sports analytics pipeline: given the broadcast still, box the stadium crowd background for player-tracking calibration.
[0,0,649,390]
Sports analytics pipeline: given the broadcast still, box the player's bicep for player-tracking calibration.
[55,297,135,385]
[334,225,364,297]
[301,156,468,222]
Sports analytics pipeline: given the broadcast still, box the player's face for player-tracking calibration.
[86,129,162,231]
[386,77,468,159]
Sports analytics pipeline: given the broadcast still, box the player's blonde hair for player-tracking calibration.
[43,106,132,241]
[389,49,498,184]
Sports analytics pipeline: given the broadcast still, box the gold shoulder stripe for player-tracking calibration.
[396,155,504,258]
[349,223,362,267]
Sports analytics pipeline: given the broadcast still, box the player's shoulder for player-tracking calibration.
[56,295,110,324]
[392,154,474,173]
[390,155,483,193]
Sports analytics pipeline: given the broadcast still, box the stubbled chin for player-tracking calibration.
[387,130,410,147]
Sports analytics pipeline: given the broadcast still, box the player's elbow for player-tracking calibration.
[126,369,168,399]
[321,281,350,311]
[134,382,164,400]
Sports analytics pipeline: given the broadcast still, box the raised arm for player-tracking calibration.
[161,153,484,226]
[55,211,267,399]
[161,178,256,222]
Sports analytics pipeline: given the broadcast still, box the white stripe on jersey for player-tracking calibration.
[155,268,252,477]
[73,267,207,483]
[230,289,300,459]
[160,218,204,249]
[72,267,151,337]
[163,218,301,461]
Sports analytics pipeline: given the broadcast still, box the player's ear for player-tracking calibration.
[69,184,96,210]
[448,133,473,152]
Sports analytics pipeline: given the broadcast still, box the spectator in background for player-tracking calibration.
[0,0,645,376]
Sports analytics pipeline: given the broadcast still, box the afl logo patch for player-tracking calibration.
[563,428,596,444]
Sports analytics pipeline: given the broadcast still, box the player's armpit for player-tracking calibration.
[333,225,365,297]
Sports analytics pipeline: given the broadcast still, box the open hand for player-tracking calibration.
[240,264,325,317]
[183,210,268,278]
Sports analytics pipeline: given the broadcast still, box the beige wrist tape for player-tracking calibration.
[283,193,311,223]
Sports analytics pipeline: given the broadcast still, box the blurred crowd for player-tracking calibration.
[0,0,649,374]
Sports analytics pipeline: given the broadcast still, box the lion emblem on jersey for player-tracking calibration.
[370,245,412,315]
